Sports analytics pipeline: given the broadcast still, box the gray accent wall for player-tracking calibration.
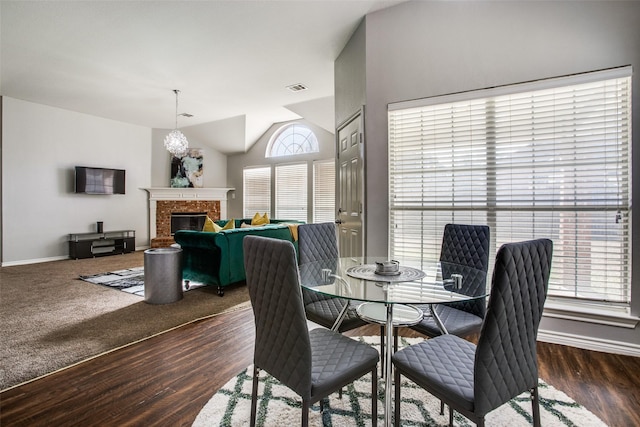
[335,1,640,351]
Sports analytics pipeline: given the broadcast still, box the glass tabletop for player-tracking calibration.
[299,256,488,305]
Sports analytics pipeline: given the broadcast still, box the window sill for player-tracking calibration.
[543,299,640,329]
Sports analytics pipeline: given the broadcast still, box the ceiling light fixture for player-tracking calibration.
[164,89,189,157]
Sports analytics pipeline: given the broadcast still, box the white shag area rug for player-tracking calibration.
[193,336,607,426]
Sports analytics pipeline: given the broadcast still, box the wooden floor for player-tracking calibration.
[2,306,640,427]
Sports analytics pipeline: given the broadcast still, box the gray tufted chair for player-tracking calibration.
[392,238,553,427]
[411,223,491,338]
[244,235,379,427]
[298,222,368,332]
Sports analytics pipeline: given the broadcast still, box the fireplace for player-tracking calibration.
[144,187,234,248]
[171,212,207,235]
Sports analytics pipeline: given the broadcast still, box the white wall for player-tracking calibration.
[335,1,640,353]
[150,128,228,188]
[1,97,151,264]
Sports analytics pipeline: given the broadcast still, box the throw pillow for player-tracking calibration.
[221,219,235,230]
[203,216,217,232]
[203,217,235,232]
[251,212,270,226]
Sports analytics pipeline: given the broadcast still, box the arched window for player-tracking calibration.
[266,123,319,157]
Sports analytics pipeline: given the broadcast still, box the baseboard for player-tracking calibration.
[2,249,150,267]
[2,255,71,267]
[538,329,640,357]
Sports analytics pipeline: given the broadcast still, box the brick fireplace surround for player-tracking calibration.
[144,188,234,248]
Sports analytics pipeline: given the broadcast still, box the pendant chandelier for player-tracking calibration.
[164,89,189,157]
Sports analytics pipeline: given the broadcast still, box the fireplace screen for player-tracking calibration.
[171,212,207,235]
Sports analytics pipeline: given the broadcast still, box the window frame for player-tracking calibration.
[275,162,308,221]
[388,67,633,319]
[242,166,271,219]
[266,123,319,158]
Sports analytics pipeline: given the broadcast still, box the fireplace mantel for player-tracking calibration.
[143,187,235,241]
[143,187,234,201]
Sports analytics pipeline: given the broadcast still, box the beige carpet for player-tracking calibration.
[0,251,250,390]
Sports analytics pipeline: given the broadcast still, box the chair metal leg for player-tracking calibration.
[394,367,401,427]
[440,400,445,415]
[531,386,541,427]
[380,325,385,377]
[449,406,453,426]
[394,326,398,352]
[250,365,259,427]
[302,398,309,427]
[372,366,378,427]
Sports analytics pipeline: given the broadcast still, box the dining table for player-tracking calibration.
[299,256,488,427]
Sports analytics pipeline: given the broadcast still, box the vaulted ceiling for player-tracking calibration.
[1,1,404,154]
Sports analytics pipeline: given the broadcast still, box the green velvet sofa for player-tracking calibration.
[173,219,303,296]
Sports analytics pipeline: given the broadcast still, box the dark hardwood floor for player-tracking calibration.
[2,306,639,426]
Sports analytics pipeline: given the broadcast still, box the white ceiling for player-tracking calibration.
[1,0,404,154]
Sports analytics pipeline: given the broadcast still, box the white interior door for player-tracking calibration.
[336,111,364,258]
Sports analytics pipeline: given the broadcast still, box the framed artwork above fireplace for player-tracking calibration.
[171,148,203,188]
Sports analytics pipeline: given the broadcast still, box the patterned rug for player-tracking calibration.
[193,336,607,427]
[79,267,205,297]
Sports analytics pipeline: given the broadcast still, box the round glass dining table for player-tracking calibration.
[299,256,488,427]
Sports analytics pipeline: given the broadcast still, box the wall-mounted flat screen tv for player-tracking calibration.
[75,166,126,194]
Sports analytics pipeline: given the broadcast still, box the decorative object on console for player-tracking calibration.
[164,89,189,157]
[170,148,203,188]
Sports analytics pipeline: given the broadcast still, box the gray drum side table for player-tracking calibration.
[144,247,183,304]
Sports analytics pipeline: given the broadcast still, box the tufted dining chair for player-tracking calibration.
[392,238,553,427]
[375,224,490,370]
[411,223,491,338]
[244,235,379,427]
[298,222,368,332]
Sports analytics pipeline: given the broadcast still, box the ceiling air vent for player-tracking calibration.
[286,83,308,92]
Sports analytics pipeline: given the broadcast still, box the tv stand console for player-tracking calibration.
[68,230,135,259]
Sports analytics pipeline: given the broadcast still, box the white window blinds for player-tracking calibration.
[388,67,631,304]
[313,160,336,223]
[243,167,271,218]
[275,163,308,221]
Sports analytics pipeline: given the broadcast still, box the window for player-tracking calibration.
[267,124,319,157]
[389,67,631,305]
[243,167,271,218]
[275,163,308,221]
[314,160,336,223]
